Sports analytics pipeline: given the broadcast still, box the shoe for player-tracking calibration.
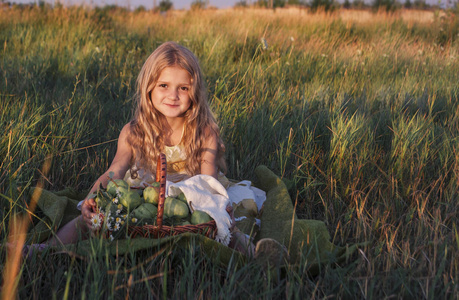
[254,238,289,269]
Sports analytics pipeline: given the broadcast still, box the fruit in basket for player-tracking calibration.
[191,210,212,225]
[119,190,142,211]
[143,186,160,205]
[95,189,110,207]
[233,199,258,218]
[107,179,129,197]
[151,182,160,188]
[132,203,158,219]
[164,197,189,218]
[177,192,187,204]
[95,196,107,208]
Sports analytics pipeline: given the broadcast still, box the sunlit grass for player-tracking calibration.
[0,4,458,298]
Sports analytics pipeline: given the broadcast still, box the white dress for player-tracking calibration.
[123,144,190,187]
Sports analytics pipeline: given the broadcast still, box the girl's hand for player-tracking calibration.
[81,198,97,230]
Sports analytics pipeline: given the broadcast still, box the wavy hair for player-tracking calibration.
[127,41,226,177]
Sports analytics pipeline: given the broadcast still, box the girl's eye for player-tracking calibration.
[180,87,189,91]
[159,84,167,88]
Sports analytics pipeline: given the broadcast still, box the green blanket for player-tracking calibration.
[21,165,359,274]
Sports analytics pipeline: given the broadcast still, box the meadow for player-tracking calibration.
[1,4,458,298]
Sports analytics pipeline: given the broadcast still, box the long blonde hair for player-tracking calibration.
[127,41,226,176]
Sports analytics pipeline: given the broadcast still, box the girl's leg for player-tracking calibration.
[19,216,88,259]
[229,227,289,269]
[229,227,255,257]
[46,215,88,246]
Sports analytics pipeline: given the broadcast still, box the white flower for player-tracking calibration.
[114,223,120,231]
[91,214,102,230]
[261,37,268,50]
[116,209,121,215]
[109,234,114,241]
[116,217,121,223]
[131,218,138,223]
[112,197,118,204]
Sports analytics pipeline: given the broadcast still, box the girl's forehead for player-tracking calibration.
[157,66,192,82]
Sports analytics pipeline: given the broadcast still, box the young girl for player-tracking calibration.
[48,41,254,255]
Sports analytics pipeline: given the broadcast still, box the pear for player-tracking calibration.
[191,210,212,225]
[143,186,160,205]
[106,179,129,197]
[119,189,142,211]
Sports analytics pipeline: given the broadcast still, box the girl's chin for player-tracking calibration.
[160,113,187,120]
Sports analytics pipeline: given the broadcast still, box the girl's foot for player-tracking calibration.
[21,244,48,260]
[229,230,255,257]
[254,238,289,269]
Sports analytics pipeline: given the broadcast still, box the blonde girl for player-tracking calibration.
[19,41,291,264]
[48,41,252,254]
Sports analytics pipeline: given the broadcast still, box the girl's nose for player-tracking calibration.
[168,89,179,100]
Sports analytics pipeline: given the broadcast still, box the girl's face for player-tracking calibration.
[151,66,192,121]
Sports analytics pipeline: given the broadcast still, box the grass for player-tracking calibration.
[1,4,459,298]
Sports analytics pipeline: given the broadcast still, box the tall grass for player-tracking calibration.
[1,5,458,298]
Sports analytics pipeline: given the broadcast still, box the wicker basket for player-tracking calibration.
[114,153,218,239]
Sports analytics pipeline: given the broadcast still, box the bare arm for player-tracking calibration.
[86,124,133,196]
[200,129,219,179]
[199,129,236,229]
[81,124,133,228]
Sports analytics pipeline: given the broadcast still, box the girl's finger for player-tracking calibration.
[86,213,95,221]
[87,198,96,208]
[86,218,95,229]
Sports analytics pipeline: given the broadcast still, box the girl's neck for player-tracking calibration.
[163,118,185,147]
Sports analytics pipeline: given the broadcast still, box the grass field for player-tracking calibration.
[1,4,459,298]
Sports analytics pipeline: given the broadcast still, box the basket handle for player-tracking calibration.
[155,153,167,229]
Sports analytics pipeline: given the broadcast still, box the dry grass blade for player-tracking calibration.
[2,156,51,300]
